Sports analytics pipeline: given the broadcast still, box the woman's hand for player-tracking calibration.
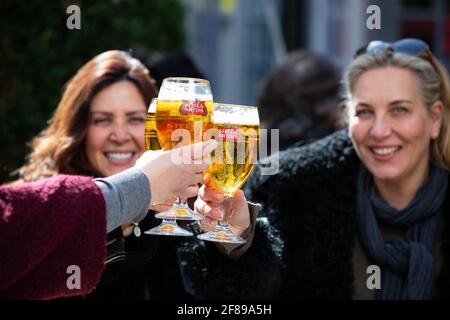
[135,140,218,209]
[194,176,251,237]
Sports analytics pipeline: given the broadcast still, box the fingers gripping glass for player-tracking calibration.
[197,104,259,244]
[354,38,432,60]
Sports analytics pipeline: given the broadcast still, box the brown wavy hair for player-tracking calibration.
[15,50,158,182]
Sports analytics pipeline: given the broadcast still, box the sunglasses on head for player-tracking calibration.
[354,38,431,59]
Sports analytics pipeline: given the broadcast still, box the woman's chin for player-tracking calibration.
[370,169,403,184]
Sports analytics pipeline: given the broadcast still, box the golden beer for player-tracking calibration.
[205,123,259,196]
[156,99,214,150]
[145,112,161,151]
[145,99,161,151]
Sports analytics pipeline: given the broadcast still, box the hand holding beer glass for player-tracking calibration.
[153,77,213,231]
[197,103,259,244]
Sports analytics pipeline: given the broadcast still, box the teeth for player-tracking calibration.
[106,152,133,160]
[372,147,399,155]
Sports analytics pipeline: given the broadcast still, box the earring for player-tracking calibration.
[132,222,141,237]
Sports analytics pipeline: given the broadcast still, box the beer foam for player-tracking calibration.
[158,79,213,101]
[212,104,259,125]
[158,91,213,101]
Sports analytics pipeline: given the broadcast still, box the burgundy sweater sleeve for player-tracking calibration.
[0,175,107,299]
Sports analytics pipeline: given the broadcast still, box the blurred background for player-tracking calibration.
[1,0,450,182]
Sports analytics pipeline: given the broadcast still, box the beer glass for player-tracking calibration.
[143,98,193,236]
[197,103,259,244]
[155,77,213,222]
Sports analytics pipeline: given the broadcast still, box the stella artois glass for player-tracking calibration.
[154,77,213,231]
[197,103,259,244]
[143,98,189,236]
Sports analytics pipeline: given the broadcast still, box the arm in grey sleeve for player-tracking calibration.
[94,167,151,232]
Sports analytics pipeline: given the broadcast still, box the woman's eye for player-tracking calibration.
[92,118,110,125]
[392,106,407,114]
[130,117,145,124]
[355,109,371,117]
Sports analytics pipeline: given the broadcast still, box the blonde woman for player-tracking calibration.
[189,38,450,300]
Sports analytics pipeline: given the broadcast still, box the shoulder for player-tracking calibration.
[247,129,359,198]
[282,129,356,170]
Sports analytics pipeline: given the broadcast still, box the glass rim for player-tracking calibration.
[162,77,210,84]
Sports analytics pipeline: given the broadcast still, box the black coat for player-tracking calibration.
[84,213,195,300]
[179,130,450,299]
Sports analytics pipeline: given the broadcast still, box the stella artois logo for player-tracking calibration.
[179,100,207,116]
[217,127,240,141]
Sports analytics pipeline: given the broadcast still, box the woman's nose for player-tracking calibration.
[109,124,131,143]
[370,116,391,139]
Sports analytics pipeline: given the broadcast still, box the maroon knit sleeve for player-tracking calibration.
[0,175,107,299]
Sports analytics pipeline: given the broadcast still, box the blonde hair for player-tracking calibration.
[343,51,450,170]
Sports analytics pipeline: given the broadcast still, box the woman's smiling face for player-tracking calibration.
[86,80,147,177]
[349,67,442,187]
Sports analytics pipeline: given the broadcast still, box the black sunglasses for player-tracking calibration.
[354,38,431,59]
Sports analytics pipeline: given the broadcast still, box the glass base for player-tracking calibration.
[155,203,203,221]
[144,221,193,237]
[197,226,246,244]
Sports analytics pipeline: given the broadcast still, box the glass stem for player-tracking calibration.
[162,218,178,226]
[217,195,233,227]
[175,196,189,207]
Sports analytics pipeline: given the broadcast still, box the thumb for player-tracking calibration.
[233,189,247,206]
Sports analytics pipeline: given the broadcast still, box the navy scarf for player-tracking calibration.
[357,164,448,299]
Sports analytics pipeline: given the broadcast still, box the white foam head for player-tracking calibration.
[158,77,213,101]
[212,103,259,125]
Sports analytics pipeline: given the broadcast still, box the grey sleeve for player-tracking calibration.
[94,167,151,232]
